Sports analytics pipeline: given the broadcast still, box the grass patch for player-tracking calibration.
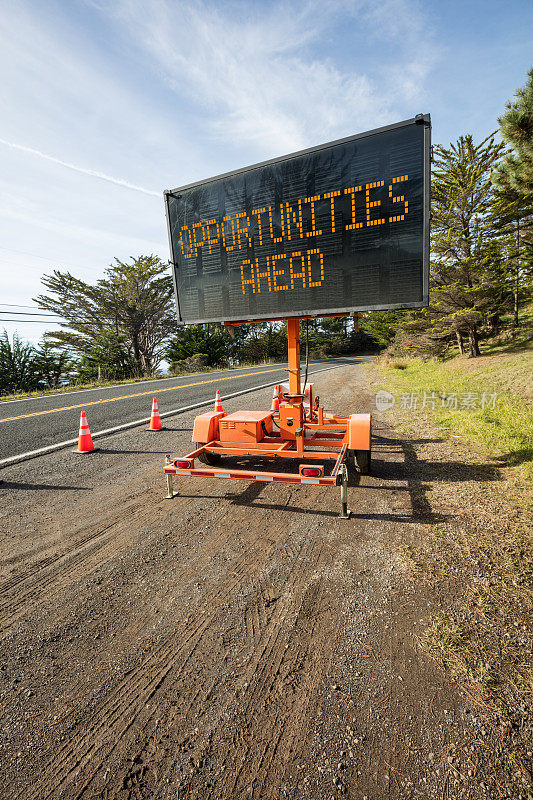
[373,344,533,480]
[417,511,533,720]
[371,342,533,725]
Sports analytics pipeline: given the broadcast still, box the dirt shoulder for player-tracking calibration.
[0,364,531,799]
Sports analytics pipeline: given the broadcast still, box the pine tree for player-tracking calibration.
[492,69,533,325]
[0,331,38,393]
[33,341,72,388]
[490,188,533,326]
[429,134,506,357]
[493,68,533,198]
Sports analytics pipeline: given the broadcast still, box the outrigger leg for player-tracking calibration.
[339,463,351,519]
[165,473,175,500]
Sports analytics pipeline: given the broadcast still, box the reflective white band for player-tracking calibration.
[301,478,320,484]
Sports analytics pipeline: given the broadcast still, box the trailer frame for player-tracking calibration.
[163,315,371,516]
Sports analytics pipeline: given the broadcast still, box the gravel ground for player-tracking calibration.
[0,363,530,799]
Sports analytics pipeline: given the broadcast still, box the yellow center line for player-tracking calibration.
[0,368,286,423]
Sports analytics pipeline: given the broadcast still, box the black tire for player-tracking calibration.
[194,442,222,466]
[355,449,371,475]
[346,449,358,477]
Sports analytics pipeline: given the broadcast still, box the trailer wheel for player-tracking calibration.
[354,449,371,475]
[194,443,222,466]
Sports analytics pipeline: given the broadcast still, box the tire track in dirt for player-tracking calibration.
[87,527,321,800]
[0,498,162,633]
[219,541,338,799]
[92,523,342,800]
[0,480,235,634]
[9,490,308,800]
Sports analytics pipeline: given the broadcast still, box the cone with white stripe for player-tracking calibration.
[271,385,280,412]
[214,389,224,413]
[77,410,95,453]
[149,397,163,430]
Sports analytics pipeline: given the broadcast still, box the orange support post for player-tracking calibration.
[287,317,301,396]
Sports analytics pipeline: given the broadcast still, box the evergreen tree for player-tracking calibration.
[33,341,72,388]
[493,68,533,198]
[360,310,402,347]
[492,69,533,325]
[490,188,533,326]
[36,255,176,375]
[428,134,506,357]
[77,330,138,381]
[0,331,37,393]
[166,324,231,370]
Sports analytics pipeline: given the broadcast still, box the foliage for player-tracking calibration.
[0,332,76,394]
[397,134,513,359]
[77,330,138,382]
[490,187,533,326]
[33,341,72,388]
[0,331,38,393]
[166,318,376,373]
[493,67,533,198]
[36,255,176,375]
[360,310,402,346]
[491,69,533,326]
[166,324,231,370]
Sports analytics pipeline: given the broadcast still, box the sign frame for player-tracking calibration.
[164,114,431,324]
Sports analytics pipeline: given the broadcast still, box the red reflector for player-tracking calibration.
[175,459,192,469]
[301,467,321,477]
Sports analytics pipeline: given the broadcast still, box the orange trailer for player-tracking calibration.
[164,315,371,517]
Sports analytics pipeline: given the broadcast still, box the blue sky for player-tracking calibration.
[0,0,531,344]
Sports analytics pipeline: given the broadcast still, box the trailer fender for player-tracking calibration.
[192,411,225,444]
[347,413,371,451]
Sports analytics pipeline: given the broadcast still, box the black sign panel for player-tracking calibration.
[165,115,430,324]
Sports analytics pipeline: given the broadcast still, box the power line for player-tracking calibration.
[0,319,63,324]
[0,303,47,309]
[0,245,168,277]
[0,244,88,265]
[0,310,62,317]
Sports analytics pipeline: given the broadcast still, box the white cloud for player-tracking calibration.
[0,0,437,344]
[97,0,436,155]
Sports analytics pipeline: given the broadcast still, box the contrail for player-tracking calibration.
[0,137,161,198]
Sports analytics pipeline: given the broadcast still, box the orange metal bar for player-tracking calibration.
[287,316,301,396]
[224,312,351,327]
[305,423,347,431]
[184,444,341,460]
[163,464,339,486]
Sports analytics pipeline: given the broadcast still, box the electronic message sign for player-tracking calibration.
[164,115,431,324]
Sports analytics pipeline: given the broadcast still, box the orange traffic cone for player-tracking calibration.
[214,389,224,413]
[77,410,95,453]
[150,397,163,430]
[271,385,280,412]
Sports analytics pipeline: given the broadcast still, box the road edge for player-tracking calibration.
[0,365,344,469]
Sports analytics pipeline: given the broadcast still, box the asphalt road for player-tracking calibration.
[0,356,375,462]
